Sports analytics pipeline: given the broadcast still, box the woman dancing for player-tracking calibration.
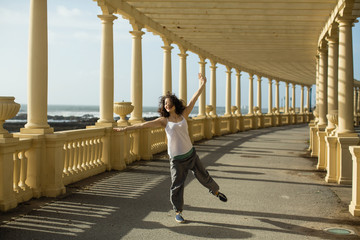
[114,73,227,223]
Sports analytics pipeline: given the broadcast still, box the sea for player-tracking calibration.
[10,104,255,122]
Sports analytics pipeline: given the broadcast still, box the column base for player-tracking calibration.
[0,198,18,212]
[95,121,117,127]
[317,130,327,170]
[337,136,359,185]
[325,136,337,183]
[20,127,54,134]
[338,178,352,185]
[325,176,337,183]
[43,186,66,198]
[349,202,360,216]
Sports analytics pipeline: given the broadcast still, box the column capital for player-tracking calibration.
[318,46,328,54]
[235,69,241,75]
[178,45,187,54]
[129,30,145,38]
[198,55,207,63]
[210,59,217,67]
[257,75,262,82]
[326,22,339,42]
[336,15,358,26]
[198,60,207,65]
[226,66,232,73]
[129,19,143,31]
[178,53,188,58]
[268,79,273,84]
[97,14,117,22]
[161,37,172,46]
[161,45,174,51]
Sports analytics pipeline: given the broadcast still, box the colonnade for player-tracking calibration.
[20,2,312,134]
[308,12,360,216]
[0,0,316,212]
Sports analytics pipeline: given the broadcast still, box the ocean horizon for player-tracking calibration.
[11,104,267,122]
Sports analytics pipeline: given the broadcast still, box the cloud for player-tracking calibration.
[56,5,82,17]
[0,7,29,26]
[49,5,99,31]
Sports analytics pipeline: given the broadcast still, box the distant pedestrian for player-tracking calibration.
[114,73,227,223]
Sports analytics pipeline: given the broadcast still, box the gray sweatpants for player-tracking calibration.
[169,148,219,212]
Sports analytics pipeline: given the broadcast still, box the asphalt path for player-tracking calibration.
[1,124,359,239]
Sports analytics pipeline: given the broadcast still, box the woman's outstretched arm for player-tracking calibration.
[182,73,207,118]
[113,117,167,132]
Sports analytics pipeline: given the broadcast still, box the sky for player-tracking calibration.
[1,0,360,110]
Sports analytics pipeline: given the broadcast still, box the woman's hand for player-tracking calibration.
[198,73,207,85]
[113,127,126,132]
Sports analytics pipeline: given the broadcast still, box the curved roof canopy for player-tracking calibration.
[97,0,360,86]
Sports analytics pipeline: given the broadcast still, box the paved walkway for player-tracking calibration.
[1,124,360,239]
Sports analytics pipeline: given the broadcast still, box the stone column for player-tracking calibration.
[236,69,241,115]
[326,33,339,129]
[300,85,304,113]
[210,60,217,116]
[129,25,144,124]
[336,16,356,134]
[349,146,360,216]
[316,42,329,170]
[178,47,188,104]
[198,56,206,117]
[248,74,254,115]
[285,82,289,113]
[335,16,359,185]
[292,84,296,111]
[257,75,262,113]
[95,14,118,126]
[225,67,232,116]
[354,88,358,116]
[267,79,273,114]
[315,55,320,113]
[22,0,53,134]
[307,86,311,111]
[357,88,360,113]
[275,80,280,111]
[318,45,328,128]
[162,38,173,95]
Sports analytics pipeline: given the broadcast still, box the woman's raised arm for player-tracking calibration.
[182,73,207,118]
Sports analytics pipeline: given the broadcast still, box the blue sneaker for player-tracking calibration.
[175,212,185,223]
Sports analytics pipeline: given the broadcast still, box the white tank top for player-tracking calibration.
[165,116,193,159]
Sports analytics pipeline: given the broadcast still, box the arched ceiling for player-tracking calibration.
[98,0,360,86]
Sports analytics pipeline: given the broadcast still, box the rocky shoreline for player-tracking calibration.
[4,114,158,133]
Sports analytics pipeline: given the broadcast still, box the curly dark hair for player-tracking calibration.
[158,92,186,117]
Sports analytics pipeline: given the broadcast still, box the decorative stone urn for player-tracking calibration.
[327,110,338,136]
[205,105,213,116]
[231,106,238,115]
[0,96,20,138]
[114,102,134,126]
[253,106,260,115]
